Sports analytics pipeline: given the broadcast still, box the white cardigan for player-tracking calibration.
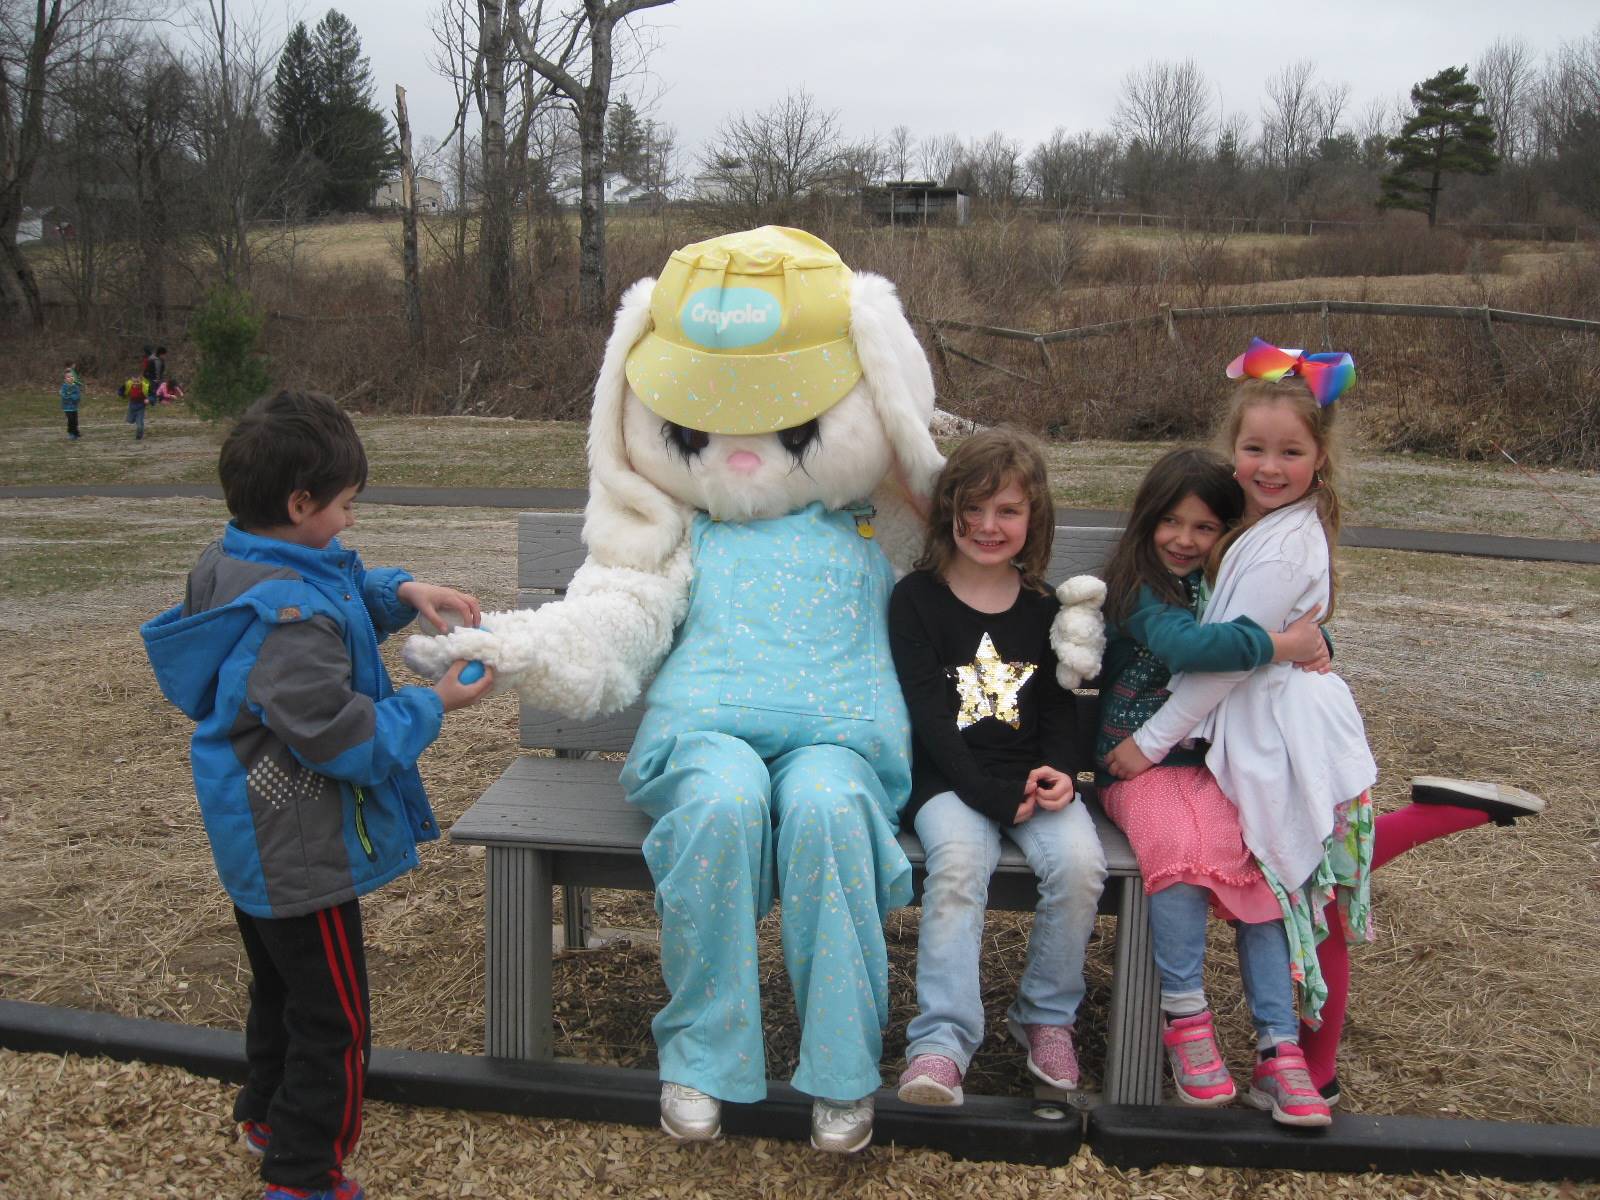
[1132,500,1377,890]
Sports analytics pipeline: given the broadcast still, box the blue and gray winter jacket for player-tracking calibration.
[141,523,444,918]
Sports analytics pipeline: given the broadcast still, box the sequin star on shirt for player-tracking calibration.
[949,632,1037,731]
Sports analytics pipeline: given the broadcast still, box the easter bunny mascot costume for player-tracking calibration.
[405,227,947,1153]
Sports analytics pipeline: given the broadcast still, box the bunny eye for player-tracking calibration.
[777,419,819,461]
[663,421,710,460]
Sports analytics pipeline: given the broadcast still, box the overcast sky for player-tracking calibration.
[289,0,1599,167]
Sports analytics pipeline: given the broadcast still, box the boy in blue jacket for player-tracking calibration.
[142,391,493,1200]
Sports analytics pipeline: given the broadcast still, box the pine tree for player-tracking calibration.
[312,10,396,212]
[605,96,646,181]
[1379,66,1498,226]
[269,22,320,160]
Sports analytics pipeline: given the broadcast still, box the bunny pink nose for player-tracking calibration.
[726,450,762,474]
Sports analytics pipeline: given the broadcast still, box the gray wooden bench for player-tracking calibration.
[450,512,1163,1106]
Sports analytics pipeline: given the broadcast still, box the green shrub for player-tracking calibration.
[190,285,271,419]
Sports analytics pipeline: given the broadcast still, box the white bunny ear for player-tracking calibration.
[851,271,944,574]
[583,276,691,571]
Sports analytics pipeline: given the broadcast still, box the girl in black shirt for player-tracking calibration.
[889,429,1106,1106]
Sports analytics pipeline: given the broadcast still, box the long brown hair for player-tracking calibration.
[1212,378,1344,614]
[1102,447,1243,626]
[914,426,1055,592]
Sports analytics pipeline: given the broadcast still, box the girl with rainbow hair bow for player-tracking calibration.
[1102,339,1543,1122]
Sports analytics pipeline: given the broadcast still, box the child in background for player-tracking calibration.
[1097,447,1331,1123]
[120,375,150,439]
[60,364,82,440]
[141,391,494,1200]
[156,376,184,404]
[890,428,1107,1107]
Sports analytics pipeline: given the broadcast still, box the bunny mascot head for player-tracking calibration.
[406,226,946,1150]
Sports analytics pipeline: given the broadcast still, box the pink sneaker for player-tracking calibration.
[1162,1011,1237,1106]
[1020,1023,1080,1090]
[898,1053,964,1106]
[1248,1045,1333,1127]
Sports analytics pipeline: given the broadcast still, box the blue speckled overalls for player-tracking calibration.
[621,502,913,1103]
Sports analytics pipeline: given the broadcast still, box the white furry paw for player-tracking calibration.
[1052,574,1106,689]
[402,626,503,683]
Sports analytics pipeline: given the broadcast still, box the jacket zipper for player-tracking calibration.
[352,785,376,860]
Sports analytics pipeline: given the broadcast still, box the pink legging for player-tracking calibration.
[1298,803,1489,1088]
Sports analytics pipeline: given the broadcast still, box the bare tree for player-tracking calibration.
[0,0,122,325]
[1475,36,1535,164]
[918,132,961,185]
[962,131,1023,208]
[429,0,480,259]
[509,0,675,323]
[184,0,291,285]
[1260,58,1319,208]
[1112,58,1213,207]
[698,88,844,223]
[886,123,913,180]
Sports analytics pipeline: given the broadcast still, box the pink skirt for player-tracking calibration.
[1101,765,1281,924]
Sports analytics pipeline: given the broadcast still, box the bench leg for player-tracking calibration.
[562,886,591,951]
[1102,877,1164,1105]
[485,845,555,1060]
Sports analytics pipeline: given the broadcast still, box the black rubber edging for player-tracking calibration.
[0,999,1077,1164]
[9,999,1597,1179]
[1089,1103,1600,1183]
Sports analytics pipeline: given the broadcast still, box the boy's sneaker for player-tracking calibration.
[897,1053,964,1106]
[262,1176,363,1200]
[810,1095,874,1154]
[1019,1023,1080,1090]
[1248,1046,1333,1127]
[241,1120,272,1155]
[1412,777,1545,826]
[1162,1011,1237,1106]
[659,1082,722,1141]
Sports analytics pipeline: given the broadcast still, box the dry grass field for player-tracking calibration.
[0,400,1597,1197]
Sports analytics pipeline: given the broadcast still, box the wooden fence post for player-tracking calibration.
[1480,305,1507,389]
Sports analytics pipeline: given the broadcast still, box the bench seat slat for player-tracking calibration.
[453,755,1141,878]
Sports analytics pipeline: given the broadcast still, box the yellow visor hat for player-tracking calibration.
[624,226,863,436]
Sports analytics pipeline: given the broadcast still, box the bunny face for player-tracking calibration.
[619,381,892,523]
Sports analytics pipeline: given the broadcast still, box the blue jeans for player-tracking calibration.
[1148,881,1298,1044]
[906,790,1107,1071]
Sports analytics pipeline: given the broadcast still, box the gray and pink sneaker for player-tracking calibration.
[1249,1045,1333,1127]
[897,1053,964,1106]
[1162,1011,1238,1106]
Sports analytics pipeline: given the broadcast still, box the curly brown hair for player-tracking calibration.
[914,426,1056,592]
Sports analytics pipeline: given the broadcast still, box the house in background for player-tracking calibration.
[374,176,446,212]
[552,172,659,209]
[860,181,970,227]
[15,206,73,244]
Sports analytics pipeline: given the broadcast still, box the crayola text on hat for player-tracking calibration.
[624,226,863,436]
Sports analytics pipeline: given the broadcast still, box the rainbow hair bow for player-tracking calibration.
[1226,337,1355,407]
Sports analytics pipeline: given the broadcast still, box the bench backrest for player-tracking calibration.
[515,512,1122,755]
